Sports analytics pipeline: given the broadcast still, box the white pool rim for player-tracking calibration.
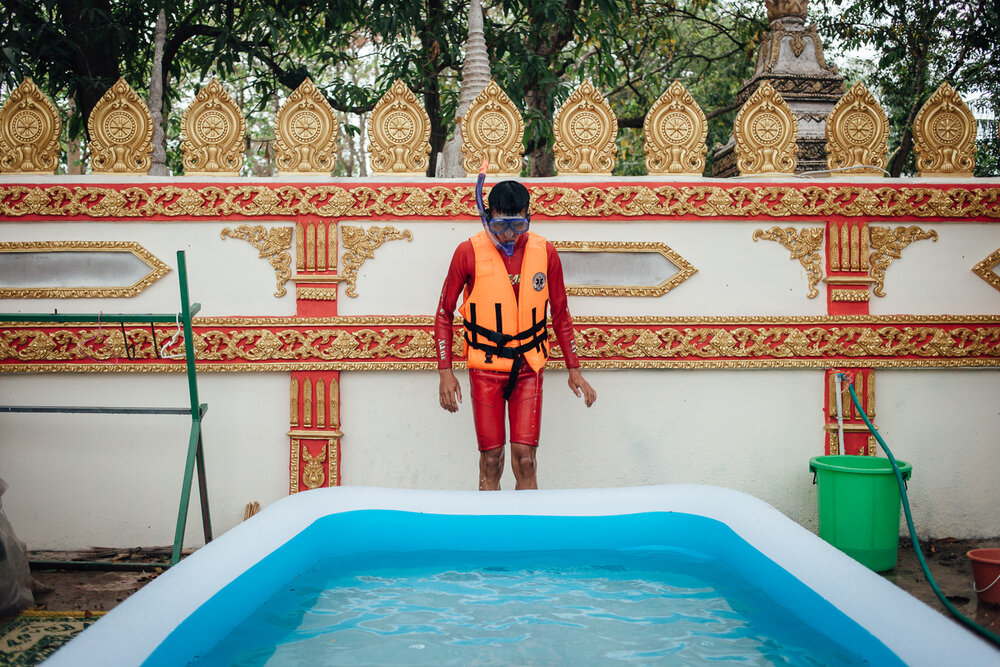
[47,484,999,666]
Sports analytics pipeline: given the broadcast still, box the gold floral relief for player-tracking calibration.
[274,78,338,174]
[644,81,708,175]
[296,287,338,300]
[972,248,1000,293]
[220,225,293,297]
[826,81,889,176]
[553,80,617,175]
[340,225,413,298]
[6,316,1000,373]
[367,79,432,176]
[181,78,247,176]
[300,443,327,489]
[0,241,170,298]
[868,225,937,297]
[461,79,524,176]
[1,184,999,220]
[913,82,976,177]
[734,81,798,175]
[0,78,61,174]
[753,226,825,298]
[87,78,154,173]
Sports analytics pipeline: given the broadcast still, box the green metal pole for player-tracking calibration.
[173,417,203,565]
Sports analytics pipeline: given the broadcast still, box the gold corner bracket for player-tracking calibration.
[752,226,825,298]
[339,225,412,298]
[220,225,293,297]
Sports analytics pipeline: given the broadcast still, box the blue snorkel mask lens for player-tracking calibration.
[475,161,528,257]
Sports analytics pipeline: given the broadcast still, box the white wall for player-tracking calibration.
[0,373,289,549]
[0,221,295,317]
[341,369,823,530]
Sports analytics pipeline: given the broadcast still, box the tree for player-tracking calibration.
[817,0,1000,176]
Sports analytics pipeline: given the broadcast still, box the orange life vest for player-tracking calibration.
[459,231,550,375]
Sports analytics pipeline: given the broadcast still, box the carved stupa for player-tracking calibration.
[712,0,845,176]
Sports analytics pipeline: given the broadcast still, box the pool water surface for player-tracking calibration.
[196,549,865,666]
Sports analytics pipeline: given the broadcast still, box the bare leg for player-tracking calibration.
[511,443,538,490]
[479,447,504,490]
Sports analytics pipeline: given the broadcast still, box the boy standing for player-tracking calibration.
[435,177,596,490]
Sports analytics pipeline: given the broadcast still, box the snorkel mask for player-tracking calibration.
[475,160,529,257]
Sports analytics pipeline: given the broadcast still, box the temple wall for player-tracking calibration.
[2,176,1000,549]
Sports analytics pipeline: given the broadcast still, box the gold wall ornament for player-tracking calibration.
[460,79,524,176]
[0,241,170,298]
[972,248,1000,293]
[181,78,247,176]
[826,81,889,176]
[552,80,618,175]
[752,226,825,298]
[220,225,293,297]
[828,221,870,272]
[734,81,798,175]
[0,78,62,174]
[643,81,708,175]
[831,288,870,302]
[300,442,327,489]
[2,183,1000,220]
[87,78,154,173]
[340,225,413,298]
[550,241,697,297]
[296,287,338,301]
[5,315,1000,371]
[367,79,432,176]
[274,78,338,174]
[913,82,976,177]
[868,225,938,297]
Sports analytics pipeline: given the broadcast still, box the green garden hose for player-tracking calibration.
[844,378,1000,647]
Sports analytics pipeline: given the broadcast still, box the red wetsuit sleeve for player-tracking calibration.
[434,241,475,369]
[546,242,580,369]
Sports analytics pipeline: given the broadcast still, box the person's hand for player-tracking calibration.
[567,367,596,407]
[439,369,463,412]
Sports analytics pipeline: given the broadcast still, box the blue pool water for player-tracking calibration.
[195,548,867,666]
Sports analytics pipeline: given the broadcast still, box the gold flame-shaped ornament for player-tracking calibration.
[912,82,976,177]
[643,81,708,175]
[0,78,62,174]
[87,78,154,173]
[367,79,432,176]
[181,78,247,176]
[825,81,889,176]
[274,78,338,174]
[733,81,798,175]
[553,80,617,175]
[461,79,524,176]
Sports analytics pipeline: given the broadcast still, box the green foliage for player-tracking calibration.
[817,0,1000,175]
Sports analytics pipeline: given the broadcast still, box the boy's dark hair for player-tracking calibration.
[487,180,530,217]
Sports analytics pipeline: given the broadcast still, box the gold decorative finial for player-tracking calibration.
[552,80,617,175]
[765,0,809,22]
[643,81,708,175]
[87,78,154,173]
[461,79,524,176]
[912,82,976,177]
[0,78,62,174]
[825,81,889,176]
[180,78,247,176]
[367,79,432,176]
[734,81,798,175]
[274,78,338,174]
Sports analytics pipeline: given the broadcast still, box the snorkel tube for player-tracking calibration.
[474,159,518,257]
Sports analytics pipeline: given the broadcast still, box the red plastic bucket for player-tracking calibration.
[967,548,1000,605]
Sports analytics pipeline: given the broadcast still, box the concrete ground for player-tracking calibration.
[15,537,1000,638]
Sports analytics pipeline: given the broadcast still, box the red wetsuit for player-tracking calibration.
[435,233,580,451]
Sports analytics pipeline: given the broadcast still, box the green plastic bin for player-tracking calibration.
[809,455,912,572]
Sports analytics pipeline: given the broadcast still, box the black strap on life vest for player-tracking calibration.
[464,300,549,399]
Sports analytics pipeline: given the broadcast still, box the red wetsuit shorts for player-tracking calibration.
[469,367,543,451]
